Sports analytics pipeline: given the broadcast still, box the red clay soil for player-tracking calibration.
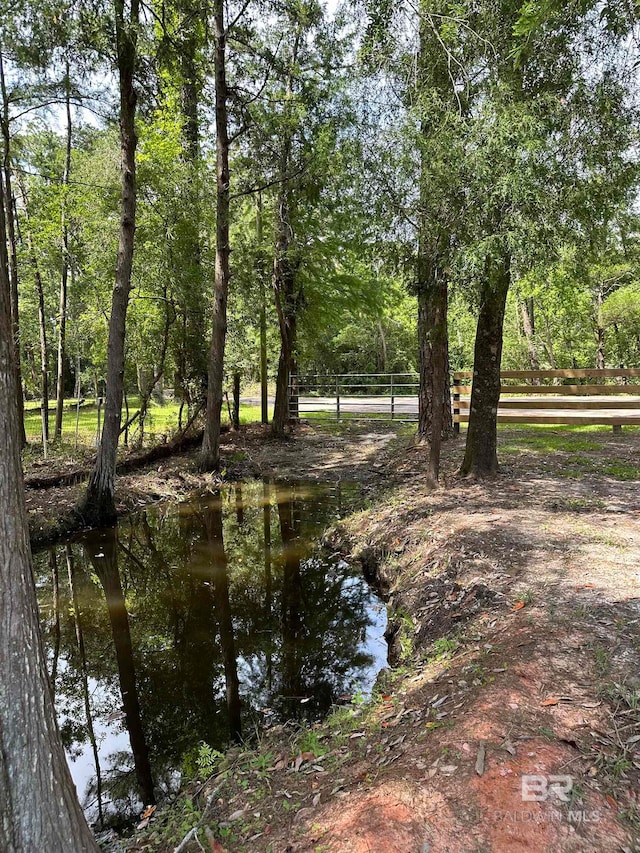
[37,422,640,853]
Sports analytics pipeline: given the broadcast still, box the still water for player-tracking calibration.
[34,480,387,827]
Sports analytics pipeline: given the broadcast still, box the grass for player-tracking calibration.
[22,397,268,451]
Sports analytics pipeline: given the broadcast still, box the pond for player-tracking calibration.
[34,480,388,828]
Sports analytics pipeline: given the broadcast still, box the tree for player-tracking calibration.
[0,45,26,446]
[79,0,140,523]
[54,60,72,440]
[0,164,99,851]
[200,0,230,471]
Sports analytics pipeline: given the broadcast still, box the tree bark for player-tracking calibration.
[415,5,453,466]
[271,38,301,438]
[542,312,557,369]
[0,164,99,853]
[595,284,606,370]
[460,249,511,478]
[417,263,451,484]
[55,62,72,440]
[520,296,540,380]
[174,5,208,404]
[417,279,453,447]
[272,241,297,437]
[257,193,269,425]
[0,48,25,447]
[16,174,50,442]
[200,0,230,471]
[35,248,50,443]
[78,0,139,525]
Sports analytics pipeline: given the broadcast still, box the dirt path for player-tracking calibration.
[34,423,640,852]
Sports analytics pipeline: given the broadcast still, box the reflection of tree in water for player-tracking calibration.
[204,495,242,742]
[66,545,104,827]
[34,480,381,824]
[85,530,155,809]
[226,482,377,721]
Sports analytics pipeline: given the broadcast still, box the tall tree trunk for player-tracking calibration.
[0,165,99,853]
[55,63,72,440]
[417,260,450,484]
[595,285,606,370]
[79,0,139,525]
[542,313,557,369]
[35,251,50,442]
[520,296,540,380]
[257,193,269,425]
[0,48,25,447]
[415,7,452,461]
[271,39,300,438]
[460,249,511,478]
[417,279,452,447]
[272,247,297,437]
[200,0,230,471]
[16,174,50,442]
[377,320,388,372]
[175,10,208,403]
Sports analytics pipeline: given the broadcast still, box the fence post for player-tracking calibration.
[232,372,241,430]
[390,374,395,420]
[336,377,341,422]
[453,377,460,435]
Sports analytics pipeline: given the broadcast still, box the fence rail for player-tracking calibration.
[453,368,640,432]
[289,373,420,422]
[288,369,640,430]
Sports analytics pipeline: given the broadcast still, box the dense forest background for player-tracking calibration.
[5,0,639,414]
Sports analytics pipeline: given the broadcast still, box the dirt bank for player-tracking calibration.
[26,423,401,548]
[109,423,640,853]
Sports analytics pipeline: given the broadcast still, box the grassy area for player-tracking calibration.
[23,398,269,450]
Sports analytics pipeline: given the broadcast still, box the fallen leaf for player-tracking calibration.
[228,808,248,821]
[141,805,156,820]
[541,698,559,706]
[502,739,516,756]
[606,795,618,810]
[475,743,486,776]
[512,601,525,611]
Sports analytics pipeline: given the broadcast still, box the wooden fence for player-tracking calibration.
[453,368,640,432]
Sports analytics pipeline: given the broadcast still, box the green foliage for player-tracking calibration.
[195,742,225,779]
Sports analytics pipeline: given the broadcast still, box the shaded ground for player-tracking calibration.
[27,422,640,851]
[25,423,398,547]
